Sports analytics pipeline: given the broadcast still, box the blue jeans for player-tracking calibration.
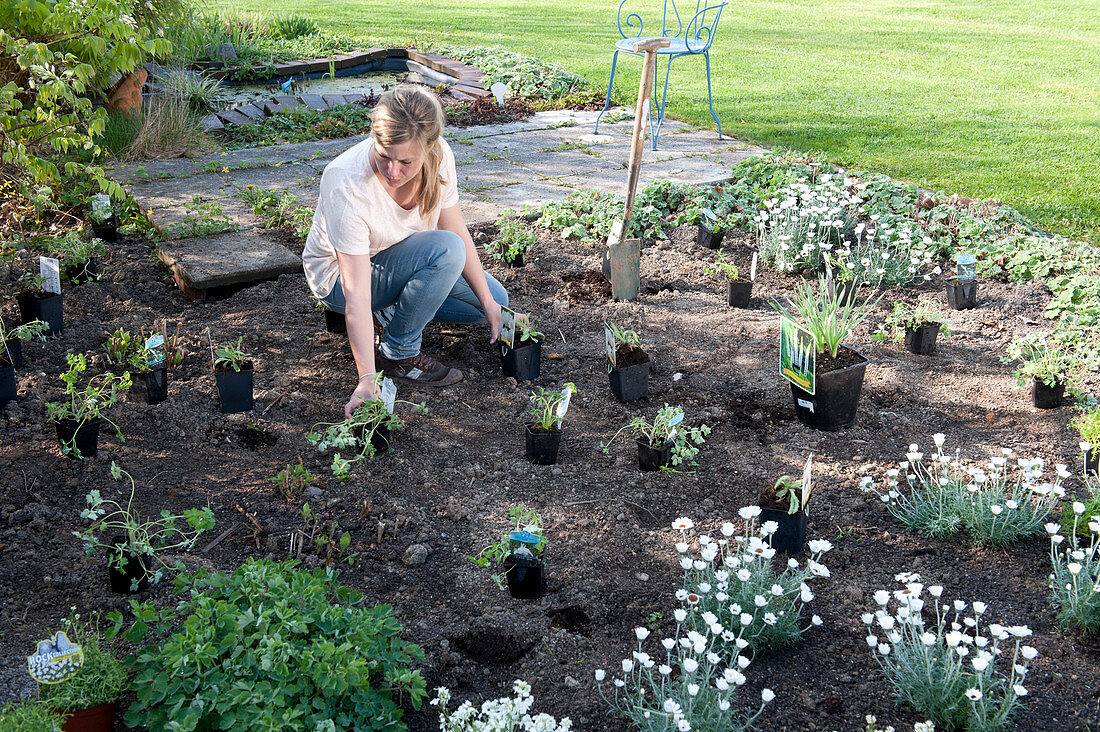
[320,230,509,359]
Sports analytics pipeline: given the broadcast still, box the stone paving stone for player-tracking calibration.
[156,229,301,293]
[234,104,266,122]
[146,199,254,237]
[298,94,329,111]
[225,162,321,195]
[128,173,234,211]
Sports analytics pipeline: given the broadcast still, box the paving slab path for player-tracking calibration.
[108,109,768,298]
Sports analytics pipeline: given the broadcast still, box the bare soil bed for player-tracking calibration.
[2,219,1098,731]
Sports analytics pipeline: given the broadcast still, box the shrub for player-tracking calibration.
[112,559,426,731]
[863,575,1036,731]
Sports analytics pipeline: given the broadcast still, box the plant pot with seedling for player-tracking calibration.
[605,404,711,472]
[45,353,130,459]
[128,335,170,405]
[16,273,63,335]
[605,322,650,402]
[74,462,215,593]
[696,208,724,249]
[773,273,881,431]
[757,456,814,554]
[35,612,127,732]
[88,193,118,242]
[498,308,543,381]
[307,375,427,480]
[872,301,952,356]
[212,337,253,413]
[1003,334,1077,410]
[525,382,575,465]
[704,251,753,308]
[58,234,105,286]
[487,209,535,268]
[470,505,547,600]
[945,252,979,310]
[1073,409,1100,475]
[1,320,48,406]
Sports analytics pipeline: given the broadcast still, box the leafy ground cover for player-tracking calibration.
[210,0,1100,243]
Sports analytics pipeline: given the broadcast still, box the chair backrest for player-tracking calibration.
[617,0,728,52]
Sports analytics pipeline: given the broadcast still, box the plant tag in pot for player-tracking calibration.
[750,252,758,282]
[604,324,616,368]
[779,316,816,395]
[90,193,112,222]
[499,306,516,349]
[667,410,683,442]
[701,208,717,223]
[509,529,541,554]
[957,253,977,282]
[801,453,814,515]
[491,82,509,104]
[27,630,83,684]
[145,334,166,367]
[381,377,397,414]
[39,256,61,295]
[555,383,574,426]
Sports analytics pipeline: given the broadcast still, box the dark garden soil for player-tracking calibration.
[616,344,649,369]
[2,217,1099,731]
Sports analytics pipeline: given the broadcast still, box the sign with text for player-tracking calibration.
[40,256,61,295]
[779,316,816,395]
[604,325,617,367]
[27,631,83,684]
[499,306,517,349]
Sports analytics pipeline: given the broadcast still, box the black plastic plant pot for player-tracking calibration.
[1086,449,1099,476]
[609,360,650,402]
[324,308,346,334]
[504,553,545,599]
[56,417,101,459]
[16,292,63,335]
[505,251,526,268]
[1032,377,1064,409]
[637,437,674,471]
[945,279,978,310]
[92,217,118,242]
[359,423,391,455]
[108,536,149,594]
[697,223,725,249]
[903,322,941,355]
[500,339,542,381]
[2,336,22,369]
[525,423,562,465]
[790,348,870,432]
[134,365,168,405]
[759,507,808,554]
[214,363,253,413]
[0,366,15,407]
[727,279,753,308]
[64,257,100,285]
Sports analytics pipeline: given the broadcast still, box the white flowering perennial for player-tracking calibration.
[862,715,936,732]
[675,510,831,656]
[1046,497,1100,632]
[432,680,571,732]
[862,575,1036,732]
[860,438,1066,545]
[755,175,934,287]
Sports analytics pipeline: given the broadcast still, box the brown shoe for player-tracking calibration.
[376,352,463,387]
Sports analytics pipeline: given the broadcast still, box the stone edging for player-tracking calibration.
[199,48,490,132]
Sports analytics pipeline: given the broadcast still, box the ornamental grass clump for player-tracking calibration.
[672,511,829,657]
[431,679,571,731]
[1046,498,1100,633]
[863,574,1037,732]
[860,435,1067,545]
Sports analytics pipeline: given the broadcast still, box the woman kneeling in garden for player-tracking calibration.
[303,84,508,417]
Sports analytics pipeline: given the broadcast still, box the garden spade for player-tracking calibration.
[606,36,670,301]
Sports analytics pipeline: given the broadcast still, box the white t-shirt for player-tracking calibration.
[302,137,460,298]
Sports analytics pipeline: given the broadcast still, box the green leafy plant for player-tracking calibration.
[295,502,358,566]
[0,700,64,731]
[469,505,548,590]
[55,232,104,273]
[487,210,536,264]
[703,250,742,281]
[1072,408,1100,450]
[528,382,575,432]
[240,187,314,241]
[103,328,141,368]
[272,14,319,40]
[770,272,883,358]
[271,459,315,501]
[213,336,249,372]
[872,301,953,343]
[163,198,236,239]
[605,404,711,469]
[38,611,127,713]
[1,319,48,366]
[436,45,588,100]
[221,103,373,150]
[606,321,640,349]
[150,68,228,114]
[45,353,131,457]
[514,313,544,345]
[1003,333,1079,390]
[75,462,215,588]
[109,559,427,731]
[770,474,811,515]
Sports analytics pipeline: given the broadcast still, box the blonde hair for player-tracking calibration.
[371,84,447,214]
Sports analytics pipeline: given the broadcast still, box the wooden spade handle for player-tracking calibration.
[621,37,670,238]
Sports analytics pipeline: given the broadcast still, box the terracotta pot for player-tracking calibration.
[59,700,116,732]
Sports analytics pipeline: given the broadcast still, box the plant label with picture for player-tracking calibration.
[509,529,541,556]
[40,256,61,295]
[381,377,397,414]
[604,325,617,367]
[500,306,517,349]
[27,631,83,684]
[701,208,717,222]
[957,253,977,282]
[750,252,758,282]
[145,334,166,366]
[780,316,816,395]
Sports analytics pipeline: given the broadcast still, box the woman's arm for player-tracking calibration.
[335,249,380,417]
[437,203,501,342]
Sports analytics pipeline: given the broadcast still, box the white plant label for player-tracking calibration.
[490,82,508,104]
[604,325,617,367]
[797,398,815,413]
[40,256,61,295]
[381,377,397,414]
[801,453,814,510]
[750,252,758,282]
[499,306,517,349]
[27,631,83,684]
[957,253,977,282]
[90,193,112,222]
[701,208,717,222]
[555,384,574,425]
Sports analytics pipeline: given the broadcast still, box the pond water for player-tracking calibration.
[219,71,407,109]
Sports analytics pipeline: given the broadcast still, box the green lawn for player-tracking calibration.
[212,0,1100,242]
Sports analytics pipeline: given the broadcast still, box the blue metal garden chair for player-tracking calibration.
[594,0,728,149]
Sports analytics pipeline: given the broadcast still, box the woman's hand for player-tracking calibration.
[345,373,380,419]
[484,298,502,343]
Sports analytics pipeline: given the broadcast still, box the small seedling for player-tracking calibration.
[469,504,548,591]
